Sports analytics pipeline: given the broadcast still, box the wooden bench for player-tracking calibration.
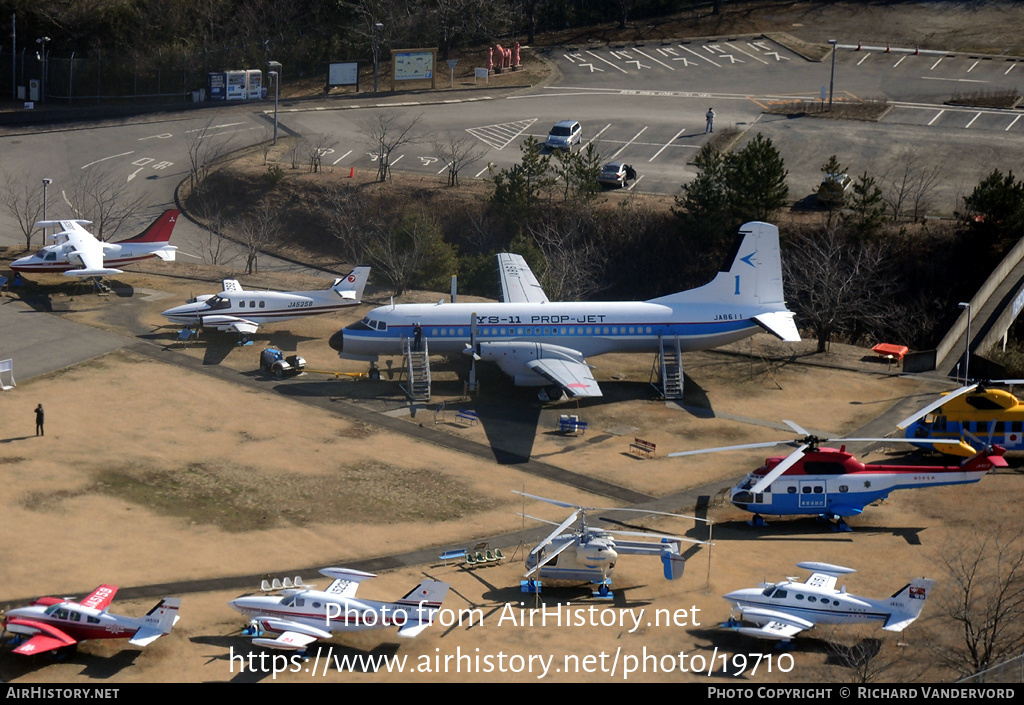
[630,438,656,458]
[456,410,479,426]
[558,414,587,434]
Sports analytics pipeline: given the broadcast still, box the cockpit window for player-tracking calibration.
[206,295,231,311]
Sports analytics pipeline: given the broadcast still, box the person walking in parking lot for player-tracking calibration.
[705,107,715,133]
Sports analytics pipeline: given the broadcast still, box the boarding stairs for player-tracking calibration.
[652,335,684,400]
[400,337,432,402]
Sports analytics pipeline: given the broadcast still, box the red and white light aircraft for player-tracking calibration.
[1,584,180,655]
[10,209,179,277]
[723,562,934,643]
[229,567,449,652]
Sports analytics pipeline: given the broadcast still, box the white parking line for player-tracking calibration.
[965,112,982,128]
[679,45,721,67]
[893,55,906,68]
[928,109,945,125]
[632,48,675,70]
[857,53,872,66]
[586,51,629,73]
[608,127,648,161]
[1006,115,1022,131]
[726,42,769,65]
[968,60,980,73]
[332,150,353,165]
[930,57,944,70]
[650,128,686,162]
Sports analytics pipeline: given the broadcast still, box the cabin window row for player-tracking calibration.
[428,326,657,337]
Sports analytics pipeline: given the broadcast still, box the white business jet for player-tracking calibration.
[161,267,370,337]
[11,209,179,277]
[329,221,799,398]
[228,567,450,651]
[723,562,934,643]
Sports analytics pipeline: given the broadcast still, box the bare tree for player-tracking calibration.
[927,525,1024,678]
[319,182,381,267]
[362,110,422,182]
[431,131,488,187]
[184,117,237,193]
[781,224,897,353]
[64,165,146,242]
[232,200,282,275]
[0,170,44,251]
[189,187,239,267]
[304,134,335,174]
[528,211,604,302]
[879,145,945,222]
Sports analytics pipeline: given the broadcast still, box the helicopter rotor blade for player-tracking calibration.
[783,419,811,436]
[896,384,979,430]
[512,490,585,511]
[748,444,809,495]
[668,440,792,458]
[529,510,581,557]
[603,528,710,545]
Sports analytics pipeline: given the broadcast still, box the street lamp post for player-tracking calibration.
[828,39,837,110]
[41,177,51,241]
[36,35,49,103]
[958,302,972,383]
[373,22,383,93]
[267,62,281,145]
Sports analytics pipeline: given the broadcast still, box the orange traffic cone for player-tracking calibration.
[885,42,891,53]
[349,167,354,178]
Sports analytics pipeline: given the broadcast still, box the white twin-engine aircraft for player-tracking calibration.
[10,209,179,277]
[330,221,799,398]
[228,568,450,652]
[161,267,370,336]
[723,562,934,643]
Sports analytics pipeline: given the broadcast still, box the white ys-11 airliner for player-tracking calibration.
[330,221,799,398]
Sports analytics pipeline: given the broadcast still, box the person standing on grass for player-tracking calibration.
[35,404,44,436]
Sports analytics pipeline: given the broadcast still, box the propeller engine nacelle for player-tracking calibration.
[474,341,586,386]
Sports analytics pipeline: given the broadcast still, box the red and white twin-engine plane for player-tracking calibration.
[2,584,180,655]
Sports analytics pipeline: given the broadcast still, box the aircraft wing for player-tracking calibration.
[320,568,377,597]
[200,315,260,334]
[731,607,814,641]
[61,222,123,277]
[752,312,801,342]
[497,253,549,304]
[397,622,432,638]
[249,617,331,651]
[5,618,78,654]
[80,584,118,611]
[526,358,602,397]
[804,571,839,591]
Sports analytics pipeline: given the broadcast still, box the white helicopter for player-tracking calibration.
[514,491,712,597]
[723,562,934,643]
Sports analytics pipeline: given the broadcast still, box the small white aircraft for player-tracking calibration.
[723,562,934,643]
[330,221,799,399]
[10,209,179,277]
[228,567,449,652]
[161,267,371,337]
[516,491,711,597]
[1,584,180,655]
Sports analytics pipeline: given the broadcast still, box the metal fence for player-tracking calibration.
[2,45,269,105]
[957,651,1024,683]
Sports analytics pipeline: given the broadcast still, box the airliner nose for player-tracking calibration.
[329,329,344,352]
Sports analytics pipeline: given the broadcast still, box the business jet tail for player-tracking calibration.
[882,577,934,631]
